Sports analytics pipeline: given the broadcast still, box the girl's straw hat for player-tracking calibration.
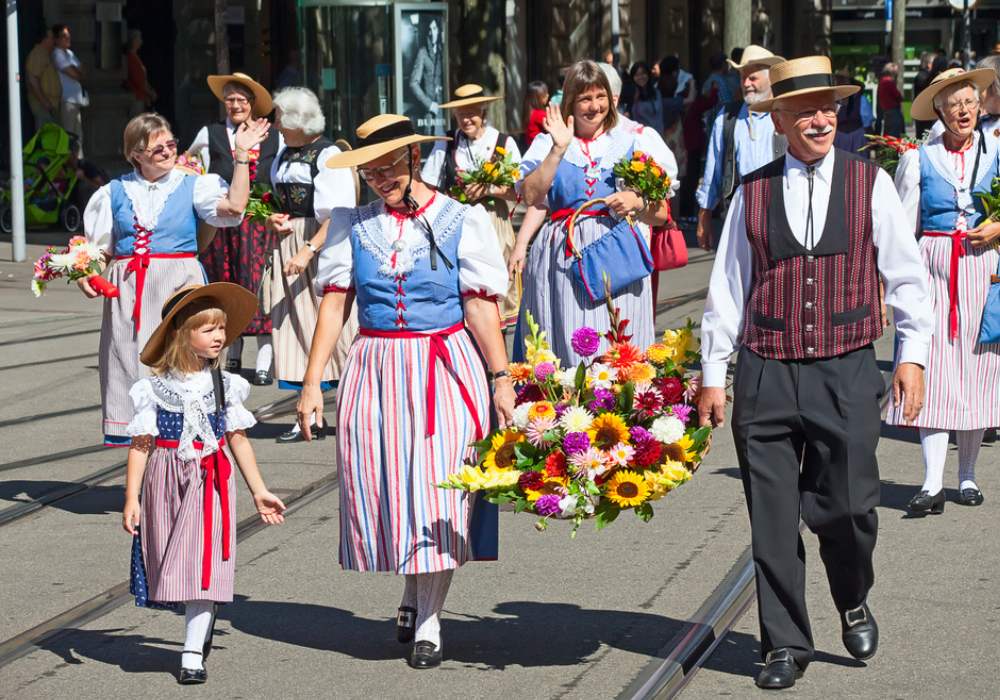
[206,72,273,117]
[324,114,449,169]
[910,67,996,121]
[140,283,258,366]
[438,83,502,109]
[751,56,859,112]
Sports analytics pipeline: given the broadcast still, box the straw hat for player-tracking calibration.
[751,56,859,112]
[727,44,785,71]
[324,114,449,169]
[140,283,258,366]
[438,84,502,109]
[910,67,996,121]
[206,72,273,117]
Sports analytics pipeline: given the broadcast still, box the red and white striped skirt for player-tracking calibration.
[886,236,1000,429]
[335,327,490,574]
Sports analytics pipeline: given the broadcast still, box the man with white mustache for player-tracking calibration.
[697,56,933,690]
[696,45,787,250]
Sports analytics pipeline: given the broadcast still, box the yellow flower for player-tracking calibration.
[525,475,569,502]
[528,401,556,422]
[630,160,646,173]
[484,429,525,471]
[512,169,522,180]
[633,150,645,160]
[624,362,656,384]
[644,470,674,500]
[605,470,650,508]
[524,331,556,366]
[589,413,629,450]
[483,162,497,174]
[661,460,692,485]
[664,435,699,464]
[495,146,507,155]
[509,362,533,382]
[447,464,520,491]
[645,343,670,365]
[662,327,698,358]
[650,165,663,178]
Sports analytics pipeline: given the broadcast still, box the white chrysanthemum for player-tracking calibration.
[512,403,533,430]
[557,368,577,390]
[588,362,615,389]
[559,405,594,433]
[650,415,685,444]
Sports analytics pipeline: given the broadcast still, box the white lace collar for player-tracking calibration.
[560,123,635,171]
[120,168,188,230]
[149,369,228,461]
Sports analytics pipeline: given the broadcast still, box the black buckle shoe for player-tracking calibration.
[841,602,878,660]
[756,649,803,690]
[908,489,945,515]
[958,487,984,506]
[203,603,218,660]
[408,640,442,669]
[224,359,241,374]
[275,423,326,443]
[251,370,273,386]
[178,652,206,685]
[397,606,417,644]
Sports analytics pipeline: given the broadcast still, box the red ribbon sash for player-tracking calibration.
[923,230,967,341]
[154,437,232,590]
[114,251,196,332]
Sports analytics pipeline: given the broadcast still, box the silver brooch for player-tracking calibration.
[391,239,406,252]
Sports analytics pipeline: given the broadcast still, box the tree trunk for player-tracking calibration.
[214,0,230,120]
[891,0,906,90]
[724,0,752,55]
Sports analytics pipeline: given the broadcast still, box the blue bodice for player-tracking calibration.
[918,143,999,232]
[351,199,466,331]
[110,175,199,257]
[156,408,226,441]
[547,144,635,211]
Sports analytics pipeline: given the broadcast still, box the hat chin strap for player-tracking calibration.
[401,147,453,272]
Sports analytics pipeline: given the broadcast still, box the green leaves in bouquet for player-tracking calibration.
[245,183,276,223]
[574,361,587,396]
[594,500,621,530]
[975,176,1000,222]
[617,381,635,414]
[688,425,712,455]
[634,502,654,523]
[612,150,672,202]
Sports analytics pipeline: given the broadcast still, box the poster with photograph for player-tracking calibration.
[394,3,448,137]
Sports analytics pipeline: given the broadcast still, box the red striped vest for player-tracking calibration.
[739,150,883,360]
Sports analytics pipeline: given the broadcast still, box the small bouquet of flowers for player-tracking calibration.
[449,146,522,204]
[861,134,920,178]
[975,175,1000,224]
[245,183,276,223]
[439,292,711,534]
[31,235,119,298]
[174,153,205,176]
[612,150,672,203]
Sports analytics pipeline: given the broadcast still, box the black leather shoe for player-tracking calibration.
[203,603,218,660]
[908,489,945,515]
[756,649,803,689]
[958,487,984,506]
[397,606,417,644]
[408,640,442,669]
[178,652,206,685]
[275,424,326,443]
[251,370,273,386]
[841,602,878,660]
[224,359,241,374]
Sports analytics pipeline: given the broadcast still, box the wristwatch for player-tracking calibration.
[305,241,318,253]
[489,369,511,381]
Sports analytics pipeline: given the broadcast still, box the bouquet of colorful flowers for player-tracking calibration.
[975,176,1000,225]
[449,146,522,204]
[861,134,920,178]
[174,153,205,176]
[439,292,711,534]
[31,235,119,298]
[245,183,276,223]
[612,150,672,203]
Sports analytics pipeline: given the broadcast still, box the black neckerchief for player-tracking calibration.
[402,148,453,271]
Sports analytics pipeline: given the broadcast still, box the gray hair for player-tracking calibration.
[976,55,1000,97]
[932,79,980,112]
[272,87,325,136]
[597,62,622,98]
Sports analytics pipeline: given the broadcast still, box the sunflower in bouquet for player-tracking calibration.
[612,150,672,203]
[449,146,521,205]
[440,294,711,534]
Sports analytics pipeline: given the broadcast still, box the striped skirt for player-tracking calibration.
[99,257,205,444]
[336,328,490,574]
[886,236,1000,429]
[516,215,655,366]
[138,445,237,603]
[269,217,357,389]
[483,199,521,328]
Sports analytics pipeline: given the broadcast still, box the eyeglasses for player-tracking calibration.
[358,151,409,181]
[144,139,178,158]
[942,98,980,115]
[224,96,251,106]
[780,105,839,122]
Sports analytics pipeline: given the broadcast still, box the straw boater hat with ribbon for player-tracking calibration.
[910,67,996,122]
[750,55,860,113]
[140,283,258,366]
[325,114,449,169]
[727,44,785,71]
[206,72,273,118]
[438,84,502,109]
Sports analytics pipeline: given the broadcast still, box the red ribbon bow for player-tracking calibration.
[923,229,967,341]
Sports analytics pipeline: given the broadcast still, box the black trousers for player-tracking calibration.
[731,345,883,666]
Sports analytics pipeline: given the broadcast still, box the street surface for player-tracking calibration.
[0,232,997,698]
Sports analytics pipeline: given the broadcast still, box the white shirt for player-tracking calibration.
[420,126,522,187]
[270,143,356,221]
[83,169,243,252]
[52,47,84,104]
[186,120,285,171]
[700,149,933,387]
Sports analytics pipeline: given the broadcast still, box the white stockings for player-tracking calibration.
[411,571,453,648]
[255,335,273,373]
[182,600,215,670]
[918,428,984,494]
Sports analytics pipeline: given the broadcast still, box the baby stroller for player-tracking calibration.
[1,123,82,234]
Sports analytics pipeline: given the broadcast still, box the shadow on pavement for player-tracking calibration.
[701,631,865,680]
[879,424,921,444]
[36,627,181,677]
[0,480,123,515]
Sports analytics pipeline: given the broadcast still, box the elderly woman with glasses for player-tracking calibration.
[264,87,358,443]
[888,68,1000,513]
[185,73,283,385]
[81,111,269,446]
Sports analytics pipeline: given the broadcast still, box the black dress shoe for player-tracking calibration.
[397,606,417,644]
[224,359,241,374]
[251,370,273,386]
[178,652,206,685]
[958,487,984,506]
[756,649,803,690]
[908,489,945,515]
[203,603,218,660]
[408,640,442,669]
[841,602,878,660]
[275,424,326,443]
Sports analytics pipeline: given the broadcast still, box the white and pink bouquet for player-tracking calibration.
[31,236,119,298]
[174,153,206,176]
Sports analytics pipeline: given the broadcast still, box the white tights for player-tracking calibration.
[918,428,984,494]
[400,571,454,648]
[226,335,274,373]
[182,600,215,670]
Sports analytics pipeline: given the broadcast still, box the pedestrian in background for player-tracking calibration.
[877,62,904,137]
[624,61,664,133]
[913,52,936,139]
[51,23,87,157]
[832,67,873,154]
[124,31,157,116]
[523,80,549,146]
[25,28,61,132]
[658,55,695,218]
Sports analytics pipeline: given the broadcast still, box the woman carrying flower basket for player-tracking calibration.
[889,68,1000,512]
[185,73,283,384]
[421,84,524,329]
[81,112,269,446]
[517,60,677,366]
[297,113,514,670]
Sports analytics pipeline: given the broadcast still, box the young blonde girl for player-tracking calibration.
[122,282,286,685]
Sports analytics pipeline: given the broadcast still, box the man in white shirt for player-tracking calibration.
[697,57,933,690]
[51,23,86,157]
